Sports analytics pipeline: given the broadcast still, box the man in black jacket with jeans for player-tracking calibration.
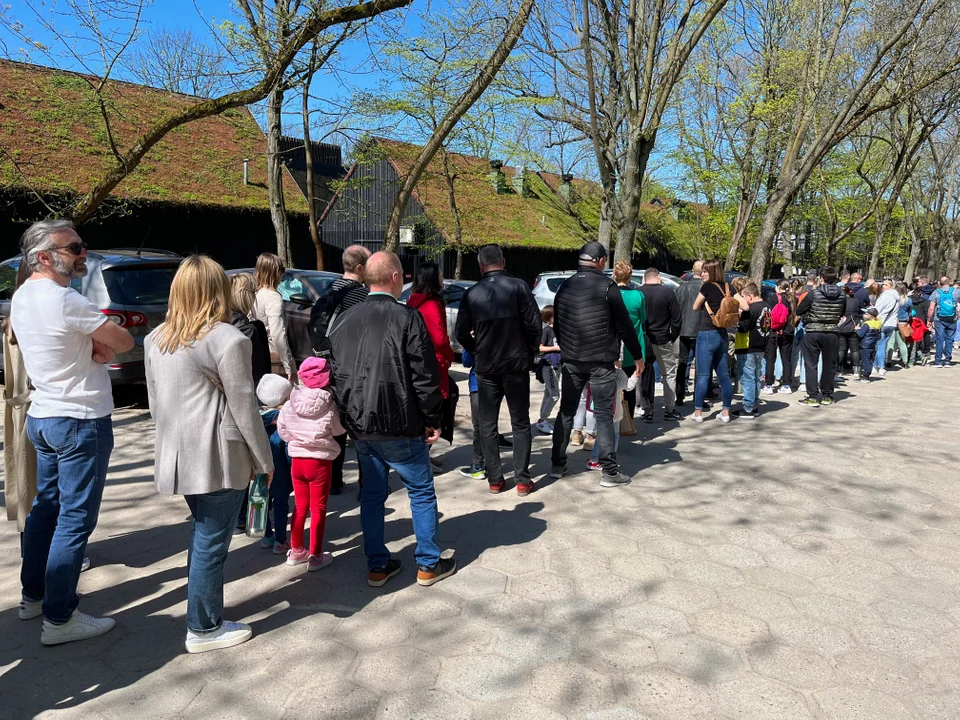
[329,251,455,589]
[550,242,645,488]
[456,244,541,496]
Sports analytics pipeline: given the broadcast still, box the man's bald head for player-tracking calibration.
[365,251,404,297]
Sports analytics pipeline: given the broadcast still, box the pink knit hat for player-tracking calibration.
[298,356,331,389]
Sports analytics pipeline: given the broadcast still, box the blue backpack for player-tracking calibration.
[937,288,957,319]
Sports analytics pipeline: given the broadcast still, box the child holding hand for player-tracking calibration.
[277,357,344,571]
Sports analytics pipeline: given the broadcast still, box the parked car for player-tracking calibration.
[0,249,182,384]
[531,269,680,309]
[399,279,476,354]
[679,269,747,283]
[227,267,341,368]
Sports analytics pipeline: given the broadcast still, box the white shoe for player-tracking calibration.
[692,413,704,423]
[80,557,91,573]
[718,412,731,423]
[20,596,42,621]
[41,610,115,646]
[308,552,334,572]
[185,620,252,654]
[761,386,775,395]
[536,419,553,435]
[878,368,887,377]
[777,386,793,395]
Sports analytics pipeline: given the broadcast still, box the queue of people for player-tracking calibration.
[4,218,957,657]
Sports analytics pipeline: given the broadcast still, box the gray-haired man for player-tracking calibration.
[11,219,134,645]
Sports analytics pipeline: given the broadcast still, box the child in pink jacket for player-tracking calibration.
[277,357,344,571]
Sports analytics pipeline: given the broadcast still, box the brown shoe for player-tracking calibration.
[488,480,505,494]
[417,557,456,587]
[516,481,534,497]
[571,429,584,445]
[582,433,596,451]
[367,558,403,587]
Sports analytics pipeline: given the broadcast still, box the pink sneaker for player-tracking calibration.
[587,460,601,471]
[308,552,334,572]
[286,547,309,566]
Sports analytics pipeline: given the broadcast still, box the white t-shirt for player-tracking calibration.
[10,277,113,419]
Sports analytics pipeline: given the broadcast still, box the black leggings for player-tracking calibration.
[764,333,794,385]
[837,332,860,373]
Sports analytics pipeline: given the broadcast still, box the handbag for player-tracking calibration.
[619,398,637,436]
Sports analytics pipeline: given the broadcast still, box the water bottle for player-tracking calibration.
[245,474,269,538]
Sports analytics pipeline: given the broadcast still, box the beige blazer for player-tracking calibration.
[144,322,273,496]
[3,327,37,531]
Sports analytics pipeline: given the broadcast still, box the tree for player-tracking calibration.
[128,27,227,97]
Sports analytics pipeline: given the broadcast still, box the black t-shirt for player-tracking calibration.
[698,283,727,332]
[541,324,556,348]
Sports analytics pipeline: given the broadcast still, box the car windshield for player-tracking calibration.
[300,272,338,296]
[101,265,178,305]
[278,272,336,300]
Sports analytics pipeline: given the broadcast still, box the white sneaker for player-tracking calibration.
[20,596,42,621]
[536,419,553,435]
[761,386,775,395]
[718,412,731,424]
[41,610,115,646]
[878,368,887,377]
[778,386,793,395]
[600,472,632,488]
[692,413,704,423]
[185,620,252,654]
[80,557,91,573]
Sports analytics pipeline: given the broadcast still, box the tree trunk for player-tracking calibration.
[267,84,293,266]
[945,231,959,279]
[382,0,535,251]
[598,192,613,252]
[781,230,794,278]
[440,148,464,270]
[725,192,753,271]
[614,135,655,263]
[455,247,463,279]
[302,47,323,270]
[749,190,793,284]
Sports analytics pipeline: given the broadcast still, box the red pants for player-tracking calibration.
[290,458,332,556]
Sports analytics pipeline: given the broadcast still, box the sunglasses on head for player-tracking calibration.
[52,242,88,256]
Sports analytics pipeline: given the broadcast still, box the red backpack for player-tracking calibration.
[771,293,790,332]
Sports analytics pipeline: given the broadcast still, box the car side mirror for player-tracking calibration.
[289,293,312,307]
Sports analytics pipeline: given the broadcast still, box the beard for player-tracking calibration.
[51,252,88,279]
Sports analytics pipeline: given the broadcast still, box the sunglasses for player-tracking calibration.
[52,242,88,256]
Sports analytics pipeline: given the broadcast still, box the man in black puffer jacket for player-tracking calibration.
[795,266,846,407]
[455,244,541,495]
[329,251,455,589]
[550,242,645,488]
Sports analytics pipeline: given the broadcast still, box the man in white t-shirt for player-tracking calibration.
[11,219,134,646]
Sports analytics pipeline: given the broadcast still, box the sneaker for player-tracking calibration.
[582,433,596,451]
[600,472,632,488]
[459,465,487,480]
[798,396,821,407]
[368,558,403,587]
[549,465,567,479]
[417,556,457,587]
[80,557,91,573]
[41,610,115,646]
[586,460,602,471]
[286,547,310,566]
[488,480,506,494]
[761,386,775,395]
[663,410,681,421]
[571,430,585,446]
[878,368,887,377]
[718,412,731,423]
[733,409,758,420]
[536,419,553,435]
[640,413,653,424]
[185,620,252,654]
[778,386,793,395]
[260,534,276,549]
[820,395,835,406]
[858,377,872,384]
[934,364,944,369]
[273,541,290,555]
[516,481,535,497]
[692,412,704,423]
[498,434,513,448]
[19,596,42,621]
[308,552,334,572]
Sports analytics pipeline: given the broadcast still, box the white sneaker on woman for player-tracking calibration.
[41,610,115,645]
[718,412,731,424]
[185,621,252,654]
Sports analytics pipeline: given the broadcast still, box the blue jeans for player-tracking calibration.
[355,437,441,571]
[934,317,957,365]
[694,330,733,410]
[875,327,895,369]
[22,416,114,623]
[741,352,763,412]
[185,488,245,634]
[265,432,292,544]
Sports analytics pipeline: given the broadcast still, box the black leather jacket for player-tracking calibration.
[328,294,443,438]
[798,284,846,332]
[455,270,541,374]
[553,266,644,363]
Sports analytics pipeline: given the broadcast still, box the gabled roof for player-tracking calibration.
[374,138,599,250]
[0,60,307,213]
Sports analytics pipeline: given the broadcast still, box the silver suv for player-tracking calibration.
[0,249,181,384]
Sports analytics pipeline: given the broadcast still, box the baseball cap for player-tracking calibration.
[863,307,879,317]
[579,241,608,262]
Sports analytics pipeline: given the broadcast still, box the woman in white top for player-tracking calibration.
[253,253,296,380]
[873,279,900,376]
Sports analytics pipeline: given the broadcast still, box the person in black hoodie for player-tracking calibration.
[734,284,768,419]
[455,244,541,496]
[795,266,846,406]
[638,267,682,422]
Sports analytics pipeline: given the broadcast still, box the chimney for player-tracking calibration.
[488,159,507,194]
[512,165,530,197]
[558,173,575,203]
[243,158,250,185]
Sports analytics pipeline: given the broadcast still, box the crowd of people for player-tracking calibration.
[3,218,957,656]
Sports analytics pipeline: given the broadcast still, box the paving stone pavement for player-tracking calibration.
[2,364,960,719]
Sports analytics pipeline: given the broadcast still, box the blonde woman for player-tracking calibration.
[230,273,271,386]
[145,255,273,654]
[252,253,295,380]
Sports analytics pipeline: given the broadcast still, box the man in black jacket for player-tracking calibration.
[795,266,846,407]
[638,268,683,422]
[455,244,541,496]
[329,251,455,589]
[550,242,645,488]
